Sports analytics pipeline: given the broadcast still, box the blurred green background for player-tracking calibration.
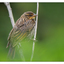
[0,3,64,61]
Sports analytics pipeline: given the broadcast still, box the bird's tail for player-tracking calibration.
[8,44,15,59]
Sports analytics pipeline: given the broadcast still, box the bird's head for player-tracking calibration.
[22,11,37,20]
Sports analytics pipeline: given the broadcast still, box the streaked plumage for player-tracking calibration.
[6,11,37,58]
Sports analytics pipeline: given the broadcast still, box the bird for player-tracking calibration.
[6,11,37,58]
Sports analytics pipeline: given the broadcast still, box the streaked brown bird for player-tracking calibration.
[6,11,37,58]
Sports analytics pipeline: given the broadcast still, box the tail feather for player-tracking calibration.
[7,45,15,59]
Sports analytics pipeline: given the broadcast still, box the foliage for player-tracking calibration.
[0,3,64,61]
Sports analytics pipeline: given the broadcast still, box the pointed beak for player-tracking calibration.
[29,14,37,19]
[33,14,38,17]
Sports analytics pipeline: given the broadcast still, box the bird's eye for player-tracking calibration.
[28,14,32,16]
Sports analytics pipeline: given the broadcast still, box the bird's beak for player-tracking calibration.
[29,14,38,19]
[33,14,38,17]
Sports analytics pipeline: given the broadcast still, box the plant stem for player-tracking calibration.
[30,2,39,61]
[4,2,15,27]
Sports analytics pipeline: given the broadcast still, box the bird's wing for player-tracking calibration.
[8,19,35,47]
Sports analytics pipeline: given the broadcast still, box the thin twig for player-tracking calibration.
[4,2,25,61]
[4,2,15,27]
[30,2,39,61]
